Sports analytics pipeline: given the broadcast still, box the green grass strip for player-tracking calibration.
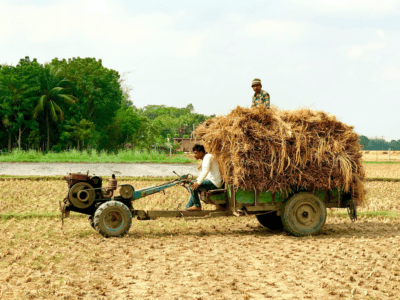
[364,177,400,182]
[0,149,195,164]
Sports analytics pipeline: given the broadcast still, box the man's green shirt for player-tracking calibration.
[252,90,270,108]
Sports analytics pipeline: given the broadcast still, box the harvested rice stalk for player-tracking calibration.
[196,105,365,205]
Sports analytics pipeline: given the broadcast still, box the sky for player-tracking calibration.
[1,0,400,141]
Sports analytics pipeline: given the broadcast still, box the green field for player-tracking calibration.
[0,149,194,164]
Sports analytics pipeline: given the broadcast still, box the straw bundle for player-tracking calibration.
[196,106,365,205]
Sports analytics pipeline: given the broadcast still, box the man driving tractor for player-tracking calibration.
[185,144,223,211]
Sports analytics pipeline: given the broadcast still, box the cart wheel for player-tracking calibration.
[88,215,95,230]
[282,192,327,237]
[256,212,284,231]
[93,201,132,238]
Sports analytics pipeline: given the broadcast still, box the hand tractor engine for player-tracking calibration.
[64,172,118,209]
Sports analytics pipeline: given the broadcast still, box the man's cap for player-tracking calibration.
[251,78,261,87]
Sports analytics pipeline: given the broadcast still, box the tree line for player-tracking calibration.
[358,136,400,151]
[0,56,213,153]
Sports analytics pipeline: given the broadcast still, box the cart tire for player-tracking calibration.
[93,201,132,238]
[256,212,284,231]
[88,215,95,230]
[282,192,326,237]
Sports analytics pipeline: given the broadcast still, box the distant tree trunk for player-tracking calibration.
[8,132,11,151]
[46,112,50,151]
[18,126,22,150]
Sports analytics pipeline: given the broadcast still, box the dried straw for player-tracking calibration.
[196,105,365,205]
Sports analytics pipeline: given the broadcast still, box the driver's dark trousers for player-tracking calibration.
[185,180,218,209]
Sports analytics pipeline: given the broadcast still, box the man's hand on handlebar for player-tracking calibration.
[191,182,200,190]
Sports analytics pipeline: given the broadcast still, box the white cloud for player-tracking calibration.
[347,43,386,59]
[383,66,400,82]
[317,0,396,11]
[85,0,110,14]
[0,1,185,48]
[288,0,400,17]
[376,29,386,39]
[278,64,310,74]
[176,35,203,58]
[246,20,307,42]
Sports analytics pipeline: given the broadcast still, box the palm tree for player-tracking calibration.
[33,64,77,150]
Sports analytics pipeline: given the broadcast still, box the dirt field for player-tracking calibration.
[364,164,400,178]
[1,165,400,299]
[0,216,399,299]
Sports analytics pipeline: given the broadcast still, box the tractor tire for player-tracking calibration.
[88,215,95,230]
[256,212,284,231]
[282,192,327,237]
[93,201,132,238]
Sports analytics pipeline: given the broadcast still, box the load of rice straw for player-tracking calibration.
[196,105,365,205]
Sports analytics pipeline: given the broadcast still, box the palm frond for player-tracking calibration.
[56,79,70,87]
[53,66,63,78]
[24,96,39,102]
[49,64,55,75]
[52,102,64,122]
[49,101,58,123]
[50,87,65,95]
[58,94,78,105]
[33,95,47,118]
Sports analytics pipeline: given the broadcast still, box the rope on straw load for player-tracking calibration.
[196,105,365,205]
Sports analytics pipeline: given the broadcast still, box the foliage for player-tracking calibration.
[0,57,42,150]
[359,135,400,150]
[32,63,78,150]
[131,116,161,150]
[50,57,123,130]
[115,106,141,144]
[0,56,214,153]
[142,104,213,137]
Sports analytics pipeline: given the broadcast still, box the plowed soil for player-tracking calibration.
[1,165,400,299]
[0,216,399,299]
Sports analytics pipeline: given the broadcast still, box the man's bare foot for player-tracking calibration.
[185,206,202,211]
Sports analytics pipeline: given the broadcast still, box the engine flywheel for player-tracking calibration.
[68,182,95,209]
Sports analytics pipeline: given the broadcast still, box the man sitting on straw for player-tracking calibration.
[251,78,270,108]
[185,144,223,211]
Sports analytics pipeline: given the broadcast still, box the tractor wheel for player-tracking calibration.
[93,201,132,238]
[282,192,327,237]
[256,212,284,231]
[88,215,95,230]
